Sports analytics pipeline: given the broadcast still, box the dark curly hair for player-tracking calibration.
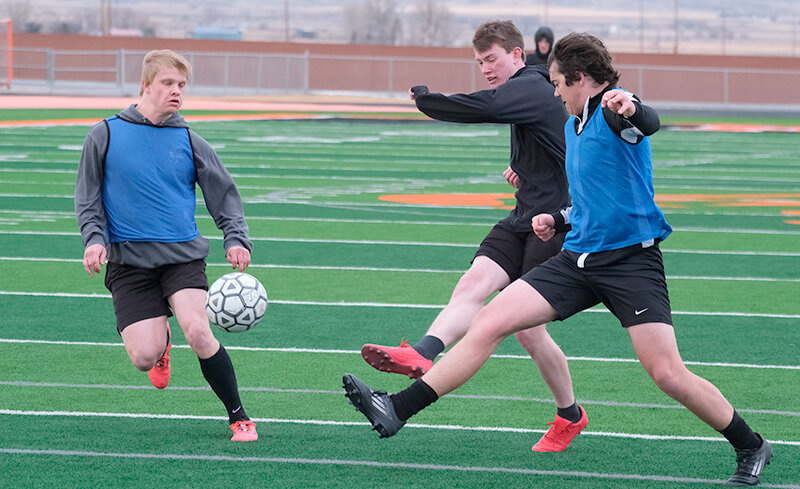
[548,32,619,86]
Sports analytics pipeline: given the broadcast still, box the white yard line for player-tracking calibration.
[1,338,798,370]
[3,256,799,282]
[0,410,798,449]
[3,447,799,488]
[2,381,798,417]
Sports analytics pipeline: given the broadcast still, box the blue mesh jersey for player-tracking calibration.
[563,104,672,253]
[103,115,199,243]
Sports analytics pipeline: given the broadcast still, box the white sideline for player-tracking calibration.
[2,290,799,319]
[2,228,800,247]
[3,256,800,282]
[1,338,798,370]
[0,409,799,448]
[3,448,799,489]
[2,381,798,417]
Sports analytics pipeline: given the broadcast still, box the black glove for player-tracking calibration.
[410,85,430,98]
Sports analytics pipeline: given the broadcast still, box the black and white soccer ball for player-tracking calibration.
[206,272,268,333]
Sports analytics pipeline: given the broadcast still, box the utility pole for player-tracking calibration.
[544,0,550,25]
[639,0,644,52]
[284,0,290,42]
[100,0,112,36]
[673,0,679,54]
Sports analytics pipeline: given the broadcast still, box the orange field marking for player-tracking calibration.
[379,193,515,209]
[718,201,800,207]
[378,192,800,226]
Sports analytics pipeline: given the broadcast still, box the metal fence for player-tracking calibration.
[4,47,800,112]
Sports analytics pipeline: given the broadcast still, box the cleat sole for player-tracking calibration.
[361,345,429,379]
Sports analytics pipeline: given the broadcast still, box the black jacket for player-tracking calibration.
[411,64,570,231]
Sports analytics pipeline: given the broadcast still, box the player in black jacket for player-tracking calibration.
[359,20,585,452]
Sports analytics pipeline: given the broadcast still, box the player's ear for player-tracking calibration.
[512,46,523,62]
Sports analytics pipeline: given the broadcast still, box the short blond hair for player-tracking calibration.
[139,49,192,96]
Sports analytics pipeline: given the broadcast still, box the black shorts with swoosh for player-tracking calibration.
[521,242,673,328]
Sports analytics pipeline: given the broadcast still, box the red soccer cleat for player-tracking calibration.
[147,325,171,390]
[361,340,433,379]
[230,420,258,442]
[531,405,588,452]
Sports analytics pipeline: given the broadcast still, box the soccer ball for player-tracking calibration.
[206,272,268,333]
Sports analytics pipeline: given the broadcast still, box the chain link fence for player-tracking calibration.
[4,47,800,113]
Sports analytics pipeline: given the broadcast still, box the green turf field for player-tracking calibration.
[0,110,798,488]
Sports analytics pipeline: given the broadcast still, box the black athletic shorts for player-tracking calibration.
[473,218,566,282]
[521,242,673,328]
[104,259,209,332]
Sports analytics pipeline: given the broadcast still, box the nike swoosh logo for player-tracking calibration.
[232,406,242,414]
[635,308,649,315]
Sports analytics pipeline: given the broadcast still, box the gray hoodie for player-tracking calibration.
[75,104,252,269]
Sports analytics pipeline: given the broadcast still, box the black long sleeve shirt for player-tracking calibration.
[412,64,571,231]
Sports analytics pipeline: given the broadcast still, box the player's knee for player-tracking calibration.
[181,319,215,349]
[451,272,495,303]
[471,309,512,346]
[129,349,160,371]
[648,363,687,397]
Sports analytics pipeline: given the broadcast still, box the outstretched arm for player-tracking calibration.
[410,72,552,125]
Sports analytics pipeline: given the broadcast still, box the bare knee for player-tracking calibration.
[470,309,513,348]
[128,348,161,371]
[181,319,218,356]
[647,363,691,399]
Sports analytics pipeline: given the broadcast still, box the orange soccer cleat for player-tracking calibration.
[361,340,433,379]
[531,405,588,452]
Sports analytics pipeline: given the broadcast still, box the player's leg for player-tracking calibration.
[169,287,257,441]
[515,325,588,452]
[106,262,172,388]
[629,322,771,485]
[630,322,734,426]
[361,256,510,378]
[165,260,257,441]
[344,279,559,438]
[515,231,587,449]
[422,280,557,396]
[426,256,512,343]
[515,327,574,409]
[361,222,519,378]
[120,316,170,372]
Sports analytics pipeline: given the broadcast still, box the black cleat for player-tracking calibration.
[725,434,772,486]
[342,373,405,438]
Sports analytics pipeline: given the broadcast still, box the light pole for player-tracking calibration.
[673,0,679,54]
[284,0,290,42]
[639,0,645,53]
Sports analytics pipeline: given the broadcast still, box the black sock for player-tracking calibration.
[390,379,439,421]
[719,411,761,451]
[556,402,582,423]
[198,345,248,424]
[412,336,445,361]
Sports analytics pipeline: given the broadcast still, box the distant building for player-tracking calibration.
[191,26,242,41]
